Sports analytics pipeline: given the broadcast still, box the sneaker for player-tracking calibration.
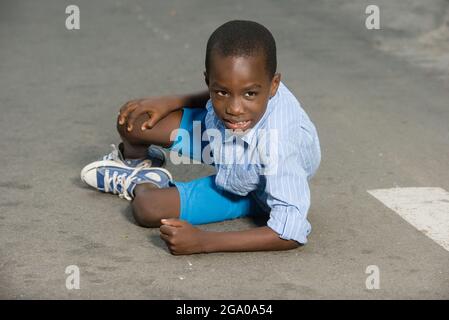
[102,143,166,168]
[80,160,173,200]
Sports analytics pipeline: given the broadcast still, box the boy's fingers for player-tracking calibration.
[160,232,171,242]
[119,104,137,127]
[141,121,150,131]
[141,114,159,130]
[160,224,174,235]
[119,100,138,123]
[161,218,185,227]
[119,100,136,113]
[126,107,147,131]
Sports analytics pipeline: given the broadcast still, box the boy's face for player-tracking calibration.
[205,52,281,132]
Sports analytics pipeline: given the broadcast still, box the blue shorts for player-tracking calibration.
[168,108,265,225]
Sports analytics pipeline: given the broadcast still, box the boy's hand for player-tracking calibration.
[118,96,181,132]
[159,219,206,255]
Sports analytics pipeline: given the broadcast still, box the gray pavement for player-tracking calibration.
[0,0,448,299]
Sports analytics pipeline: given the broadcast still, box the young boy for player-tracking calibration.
[81,20,321,255]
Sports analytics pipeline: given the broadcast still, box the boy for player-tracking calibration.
[81,20,321,255]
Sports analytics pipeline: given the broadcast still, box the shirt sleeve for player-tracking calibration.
[264,127,315,244]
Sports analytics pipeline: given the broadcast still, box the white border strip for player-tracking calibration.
[368,187,449,252]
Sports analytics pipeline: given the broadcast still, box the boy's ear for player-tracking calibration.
[270,73,281,98]
[204,71,209,86]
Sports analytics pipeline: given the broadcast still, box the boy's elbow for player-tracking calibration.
[287,240,301,250]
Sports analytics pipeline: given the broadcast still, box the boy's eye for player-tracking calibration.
[215,90,228,97]
[245,91,257,97]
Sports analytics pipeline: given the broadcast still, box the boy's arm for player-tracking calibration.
[201,226,300,253]
[159,219,300,255]
[119,90,210,131]
[139,90,210,114]
[171,90,210,109]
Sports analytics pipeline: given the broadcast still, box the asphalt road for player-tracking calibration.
[0,0,448,299]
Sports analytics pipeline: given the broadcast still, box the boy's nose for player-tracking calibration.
[225,101,244,116]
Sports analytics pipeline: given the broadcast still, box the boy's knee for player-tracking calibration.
[131,188,162,228]
[116,113,148,143]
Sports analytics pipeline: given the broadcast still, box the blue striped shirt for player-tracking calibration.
[204,82,321,244]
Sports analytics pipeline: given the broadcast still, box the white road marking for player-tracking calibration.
[367,187,449,252]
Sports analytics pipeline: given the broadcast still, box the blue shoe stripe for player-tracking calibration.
[92,162,172,198]
[96,170,104,190]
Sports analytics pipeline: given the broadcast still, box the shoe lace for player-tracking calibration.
[104,166,144,200]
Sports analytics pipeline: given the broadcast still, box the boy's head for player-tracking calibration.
[204,20,281,132]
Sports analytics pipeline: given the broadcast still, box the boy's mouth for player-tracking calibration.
[223,119,252,131]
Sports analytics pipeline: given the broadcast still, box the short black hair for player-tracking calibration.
[205,20,277,79]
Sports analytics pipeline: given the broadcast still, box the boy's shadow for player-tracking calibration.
[120,204,270,253]
[120,200,270,247]
[120,204,169,252]
[74,174,169,252]
[145,215,270,254]
[247,212,270,227]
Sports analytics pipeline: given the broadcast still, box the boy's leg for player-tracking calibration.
[128,107,224,227]
[131,183,181,227]
[117,110,183,159]
[131,175,265,228]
